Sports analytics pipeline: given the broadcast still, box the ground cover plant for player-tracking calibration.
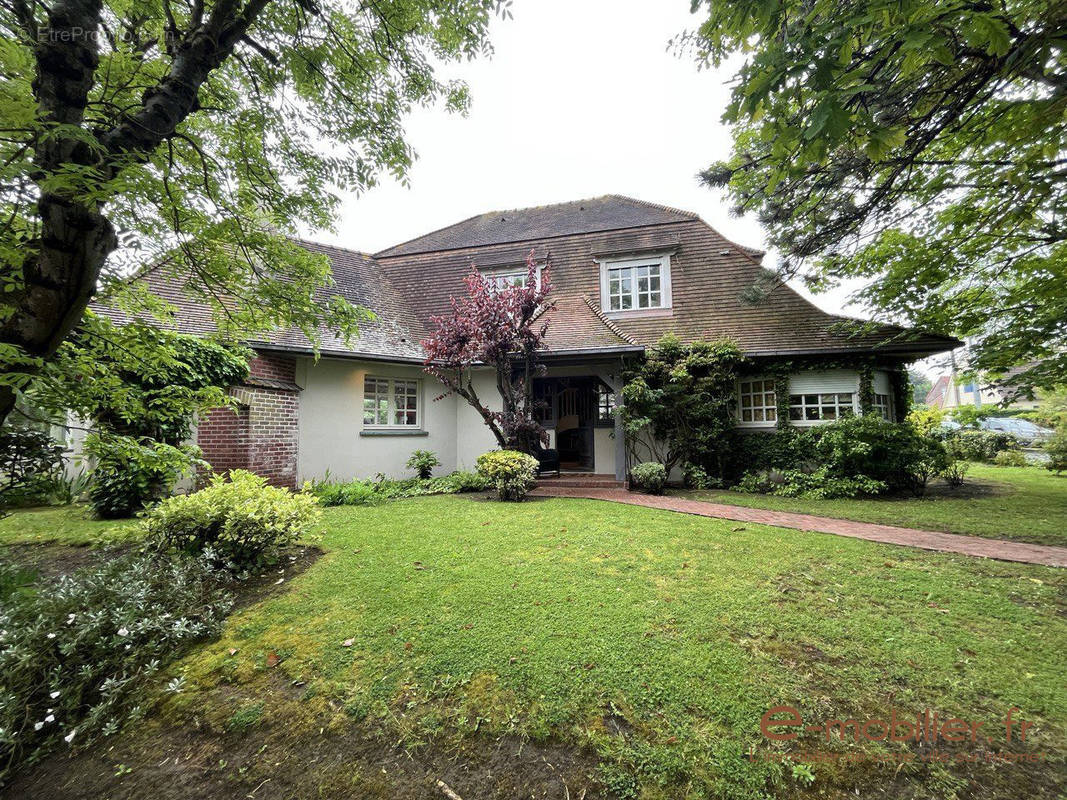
[4,495,1062,799]
[682,463,1067,547]
[305,470,488,507]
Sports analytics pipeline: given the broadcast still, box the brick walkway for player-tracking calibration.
[530,486,1067,568]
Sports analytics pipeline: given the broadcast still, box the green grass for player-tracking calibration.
[155,495,1065,799]
[678,463,1067,547]
[0,504,137,546]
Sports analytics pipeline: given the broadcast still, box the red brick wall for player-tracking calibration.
[196,352,300,489]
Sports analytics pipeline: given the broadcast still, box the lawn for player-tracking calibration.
[677,463,1067,547]
[0,504,136,546]
[9,494,1062,799]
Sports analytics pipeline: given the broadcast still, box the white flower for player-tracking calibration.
[64,729,76,744]
[117,627,129,637]
[45,714,54,723]
[50,691,60,699]
[34,722,44,731]
[46,633,56,639]
[66,614,76,624]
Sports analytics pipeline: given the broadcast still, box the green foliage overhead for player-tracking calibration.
[621,335,745,476]
[0,0,503,418]
[34,315,249,445]
[686,0,1066,395]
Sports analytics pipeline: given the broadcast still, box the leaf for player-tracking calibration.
[266,652,281,668]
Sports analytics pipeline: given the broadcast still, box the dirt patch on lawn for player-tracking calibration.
[1,542,132,582]
[7,674,603,800]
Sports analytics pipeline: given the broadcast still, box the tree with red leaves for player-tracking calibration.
[422,252,554,454]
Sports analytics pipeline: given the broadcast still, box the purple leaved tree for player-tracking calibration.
[422,251,554,454]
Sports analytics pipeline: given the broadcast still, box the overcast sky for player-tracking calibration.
[314,0,883,340]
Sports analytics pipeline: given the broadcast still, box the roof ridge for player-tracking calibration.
[582,295,639,346]
[603,194,699,221]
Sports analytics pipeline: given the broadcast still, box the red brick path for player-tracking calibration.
[530,486,1067,568]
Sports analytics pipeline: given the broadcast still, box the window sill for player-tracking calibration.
[360,429,429,437]
[604,307,673,320]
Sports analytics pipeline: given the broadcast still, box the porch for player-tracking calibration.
[532,363,628,480]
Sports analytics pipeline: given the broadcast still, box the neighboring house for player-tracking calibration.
[94,195,959,486]
[926,365,1044,411]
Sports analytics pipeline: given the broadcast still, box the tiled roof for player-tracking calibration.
[375,195,698,258]
[93,241,427,362]
[96,196,959,364]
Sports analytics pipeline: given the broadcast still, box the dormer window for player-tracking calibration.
[598,254,672,313]
[481,265,542,292]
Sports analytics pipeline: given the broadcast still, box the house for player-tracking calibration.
[926,366,1044,411]
[95,195,959,486]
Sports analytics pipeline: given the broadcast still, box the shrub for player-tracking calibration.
[941,459,969,488]
[732,469,787,494]
[812,415,947,495]
[0,551,234,782]
[772,468,886,499]
[906,406,946,437]
[84,434,201,519]
[630,462,667,494]
[476,450,538,501]
[405,449,441,480]
[1047,427,1067,473]
[0,427,65,510]
[681,462,722,490]
[993,449,1028,467]
[143,470,321,569]
[943,429,1017,462]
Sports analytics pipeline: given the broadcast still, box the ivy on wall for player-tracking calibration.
[858,362,875,416]
[890,368,911,422]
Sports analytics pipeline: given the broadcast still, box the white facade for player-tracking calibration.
[295,357,621,482]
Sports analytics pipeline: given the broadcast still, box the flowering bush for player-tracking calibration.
[0,552,233,782]
[405,449,441,480]
[476,450,538,501]
[630,462,667,494]
[142,470,320,569]
[943,429,1017,462]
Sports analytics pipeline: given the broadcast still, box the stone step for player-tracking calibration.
[537,474,625,489]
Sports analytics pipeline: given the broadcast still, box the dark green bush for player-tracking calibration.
[304,470,489,507]
[992,449,1028,467]
[84,434,198,519]
[0,427,65,510]
[1047,427,1067,473]
[812,415,948,494]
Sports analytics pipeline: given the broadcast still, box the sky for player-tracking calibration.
[314,0,937,370]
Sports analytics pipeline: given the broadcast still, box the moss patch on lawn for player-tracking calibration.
[678,463,1067,547]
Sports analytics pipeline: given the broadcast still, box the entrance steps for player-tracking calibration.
[536,473,625,489]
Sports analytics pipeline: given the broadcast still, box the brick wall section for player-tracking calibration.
[196,352,301,489]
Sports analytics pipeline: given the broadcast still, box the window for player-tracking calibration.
[789,392,856,422]
[599,255,671,312]
[873,393,891,420]
[597,385,616,424]
[363,376,420,428]
[481,265,540,291]
[738,379,777,424]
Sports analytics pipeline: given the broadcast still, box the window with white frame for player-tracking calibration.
[596,384,617,425]
[363,376,420,428]
[788,392,856,422]
[873,393,891,420]
[482,265,540,292]
[738,379,777,424]
[600,255,671,312]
